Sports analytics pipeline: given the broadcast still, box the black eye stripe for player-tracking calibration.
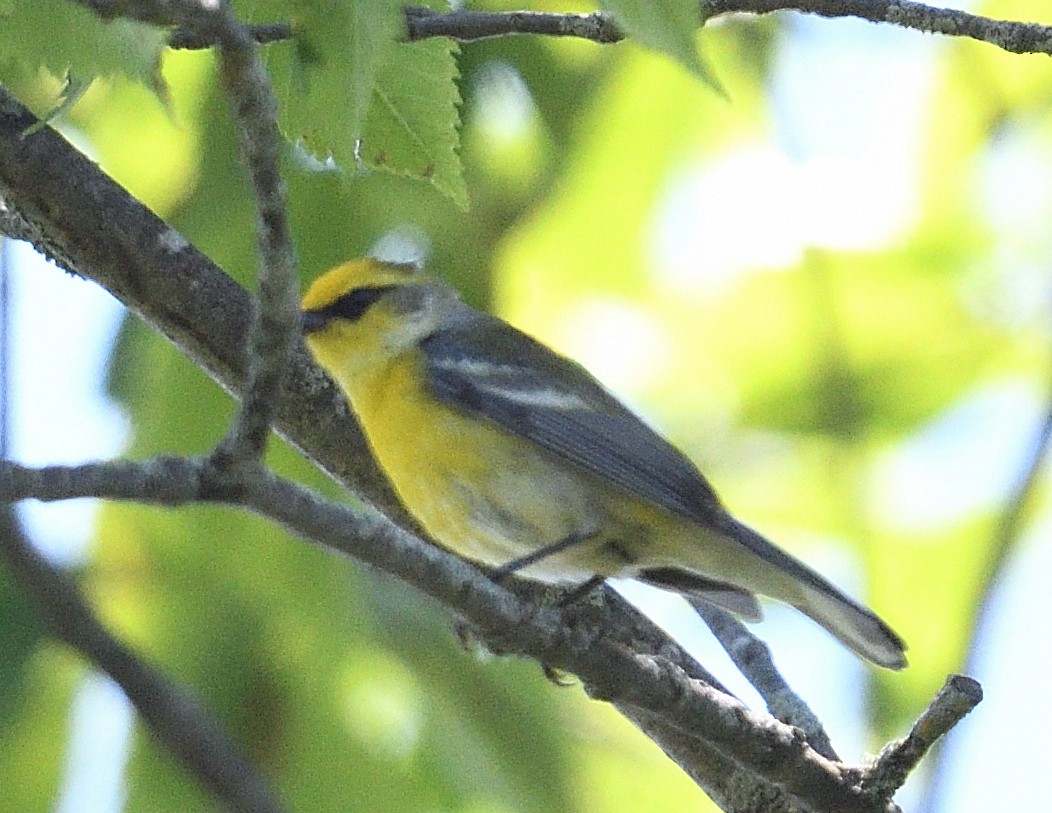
[330,285,397,321]
[303,285,397,331]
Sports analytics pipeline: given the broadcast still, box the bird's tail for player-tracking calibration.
[680,515,907,670]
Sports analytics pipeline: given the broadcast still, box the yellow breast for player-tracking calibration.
[347,353,603,579]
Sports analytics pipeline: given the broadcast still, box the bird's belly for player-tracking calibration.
[409,450,599,581]
[353,367,606,582]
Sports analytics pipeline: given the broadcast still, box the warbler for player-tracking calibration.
[301,258,906,669]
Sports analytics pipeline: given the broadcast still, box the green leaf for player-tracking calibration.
[0,0,164,85]
[359,38,466,209]
[264,0,401,153]
[601,0,722,92]
[301,0,402,145]
[266,0,465,206]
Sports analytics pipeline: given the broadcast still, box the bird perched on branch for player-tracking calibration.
[301,258,906,669]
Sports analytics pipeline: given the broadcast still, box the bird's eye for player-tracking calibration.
[329,285,397,322]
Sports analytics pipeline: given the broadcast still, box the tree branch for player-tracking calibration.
[0,80,405,524]
[1,458,895,813]
[202,4,299,470]
[862,675,982,799]
[404,6,624,43]
[693,601,839,762]
[165,3,1052,58]
[169,22,295,51]
[703,0,1052,57]
[0,506,287,813]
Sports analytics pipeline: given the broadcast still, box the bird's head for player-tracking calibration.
[301,258,459,383]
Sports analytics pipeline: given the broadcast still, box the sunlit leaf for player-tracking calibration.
[601,0,721,91]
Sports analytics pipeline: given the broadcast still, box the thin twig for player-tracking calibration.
[163,3,1052,57]
[0,507,287,813]
[693,600,840,761]
[169,4,299,471]
[72,0,300,472]
[169,22,295,50]
[861,674,982,798]
[404,6,624,43]
[703,0,1052,57]
[210,15,299,471]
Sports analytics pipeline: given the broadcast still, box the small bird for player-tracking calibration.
[301,258,906,669]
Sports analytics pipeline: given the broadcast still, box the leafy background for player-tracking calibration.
[2,0,1051,810]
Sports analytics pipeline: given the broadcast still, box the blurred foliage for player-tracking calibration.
[2,0,1052,811]
[0,0,165,88]
[0,517,47,726]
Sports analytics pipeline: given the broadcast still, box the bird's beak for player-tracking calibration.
[301,310,330,335]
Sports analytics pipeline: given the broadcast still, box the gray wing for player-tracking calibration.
[421,311,724,526]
